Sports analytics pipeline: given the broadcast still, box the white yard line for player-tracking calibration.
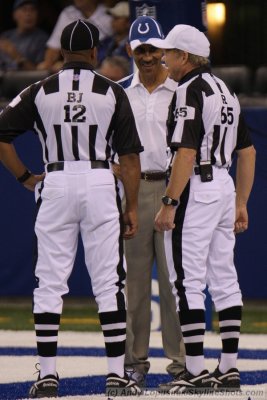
[19,385,267,400]
[1,356,267,384]
[1,331,266,400]
[1,331,267,349]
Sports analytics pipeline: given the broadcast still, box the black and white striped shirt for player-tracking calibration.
[0,62,143,162]
[167,66,252,168]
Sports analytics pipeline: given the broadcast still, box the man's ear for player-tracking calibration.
[181,51,189,64]
[126,42,133,58]
[90,47,98,66]
[93,47,97,59]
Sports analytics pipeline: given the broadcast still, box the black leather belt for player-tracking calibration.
[141,171,166,181]
[47,161,109,172]
[194,165,229,175]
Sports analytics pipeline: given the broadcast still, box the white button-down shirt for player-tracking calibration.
[124,72,178,172]
[47,4,112,48]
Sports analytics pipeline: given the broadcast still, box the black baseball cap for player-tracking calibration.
[13,0,37,11]
[61,19,99,52]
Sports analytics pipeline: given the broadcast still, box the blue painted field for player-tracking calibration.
[0,331,266,400]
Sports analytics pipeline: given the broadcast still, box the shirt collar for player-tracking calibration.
[130,69,177,91]
[62,61,95,70]
[179,65,211,86]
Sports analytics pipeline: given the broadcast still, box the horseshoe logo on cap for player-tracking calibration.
[138,23,149,35]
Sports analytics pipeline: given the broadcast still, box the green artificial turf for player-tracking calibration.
[0,297,266,333]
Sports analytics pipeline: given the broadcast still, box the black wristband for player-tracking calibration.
[17,169,32,183]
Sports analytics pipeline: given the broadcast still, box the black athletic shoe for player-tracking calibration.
[28,374,59,398]
[158,368,212,394]
[158,369,185,392]
[105,373,142,396]
[208,366,241,391]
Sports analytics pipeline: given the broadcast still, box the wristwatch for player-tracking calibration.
[162,195,179,206]
[17,169,32,183]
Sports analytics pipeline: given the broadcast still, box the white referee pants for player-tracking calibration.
[33,161,125,314]
[165,167,243,313]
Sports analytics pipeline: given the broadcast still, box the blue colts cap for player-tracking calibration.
[129,16,164,50]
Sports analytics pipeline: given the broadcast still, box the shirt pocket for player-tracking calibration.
[193,191,220,204]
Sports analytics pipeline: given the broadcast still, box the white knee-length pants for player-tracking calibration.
[165,167,243,313]
[33,161,126,314]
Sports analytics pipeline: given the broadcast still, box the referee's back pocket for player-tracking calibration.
[41,187,65,200]
[193,191,220,204]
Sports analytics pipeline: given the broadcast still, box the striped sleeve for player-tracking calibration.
[112,86,143,156]
[170,85,203,151]
[236,113,253,150]
[0,85,38,142]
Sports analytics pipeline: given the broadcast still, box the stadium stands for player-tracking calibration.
[211,65,252,95]
[253,65,267,95]
[210,65,267,108]
[0,70,50,109]
[1,65,267,110]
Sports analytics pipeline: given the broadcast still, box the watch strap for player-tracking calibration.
[17,169,32,183]
[162,195,179,206]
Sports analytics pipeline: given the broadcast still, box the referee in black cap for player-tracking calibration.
[0,19,143,398]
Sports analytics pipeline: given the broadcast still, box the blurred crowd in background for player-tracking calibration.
[0,0,132,81]
[1,0,267,107]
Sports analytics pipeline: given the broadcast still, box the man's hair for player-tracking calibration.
[188,53,209,66]
[174,49,209,67]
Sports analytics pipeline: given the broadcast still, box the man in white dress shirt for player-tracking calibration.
[118,16,185,386]
[37,0,112,72]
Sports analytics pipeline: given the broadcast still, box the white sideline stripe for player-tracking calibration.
[183,335,204,343]
[35,324,60,330]
[221,332,240,339]
[104,334,126,343]
[181,323,206,332]
[219,320,241,327]
[101,323,126,330]
[52,386,267,400]
[36,336,58,342]
[1,356,267,384]
[0,331,267,349]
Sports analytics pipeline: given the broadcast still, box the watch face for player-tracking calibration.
[162,196,172,205]
[162,196,178,206]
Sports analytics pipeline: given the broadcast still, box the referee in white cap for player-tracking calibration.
[154,24,256,394]
[0,19,143,398]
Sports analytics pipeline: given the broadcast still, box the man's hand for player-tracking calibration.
[23,173,45,192]
[234,145,255,234]
[123,210,138,239]
[36,48,61,71]
[154,147,195,232]
[112,162,122,180]
[0,39,20,60]
[154,205,176,232]
[234,205,248,233]
[119,153,141,239]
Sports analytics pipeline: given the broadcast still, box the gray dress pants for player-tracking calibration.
[124,179,185,377]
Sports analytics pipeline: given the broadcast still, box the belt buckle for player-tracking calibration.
[141,172,149,181]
